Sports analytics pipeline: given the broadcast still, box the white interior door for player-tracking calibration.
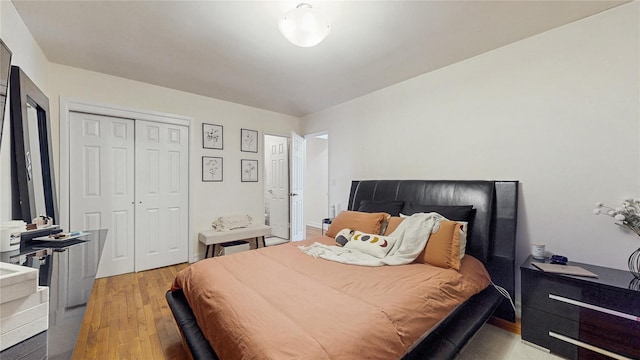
[265,135,289,239]
[290,131,305,241]
[69,112,135,278]
[134,120,189,272]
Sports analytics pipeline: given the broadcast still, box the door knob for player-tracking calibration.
[289,193,298,197]
[268,189,273,194]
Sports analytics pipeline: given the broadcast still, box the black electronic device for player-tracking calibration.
[550,254,568,265]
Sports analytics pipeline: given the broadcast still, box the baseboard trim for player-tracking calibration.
[488,316,521,335]
[306,222,321,229]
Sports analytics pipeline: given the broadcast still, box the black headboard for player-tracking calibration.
[348,180,518,321]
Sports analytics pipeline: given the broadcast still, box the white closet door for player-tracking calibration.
[69,112,135,278]
[135,120,189,272]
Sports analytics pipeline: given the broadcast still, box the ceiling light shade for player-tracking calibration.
[279,3,331,47]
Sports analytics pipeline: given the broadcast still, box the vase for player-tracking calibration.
[628,247,640,280]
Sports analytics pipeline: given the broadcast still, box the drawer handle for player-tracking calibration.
[549,331,632,360]
[549,294,640,322]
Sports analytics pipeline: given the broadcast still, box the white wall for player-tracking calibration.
[305,136,328,228]
[302,3,640,300]
[0,0,300,262]
[47,64,300,261]
[4,0,639,294]
[0,1,50,223]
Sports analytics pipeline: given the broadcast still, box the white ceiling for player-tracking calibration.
[12,0,627,117]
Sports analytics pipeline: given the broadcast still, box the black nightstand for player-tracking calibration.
[321,218,332,235]
[521,256,640,359]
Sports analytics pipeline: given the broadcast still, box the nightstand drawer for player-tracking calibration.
[521,270,597,319]
[521,306,578,359]
[523,306,640,359]
[598,287,640,315]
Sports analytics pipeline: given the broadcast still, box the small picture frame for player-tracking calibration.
[241,128,258,153]
[241,159,258,182]
[202,156,223,182]
[203,123,223,150]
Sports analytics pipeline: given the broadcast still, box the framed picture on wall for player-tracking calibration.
[241,128,258,153]
[202,156,223,182]
[241,159,258,182]
[203,123,223,149]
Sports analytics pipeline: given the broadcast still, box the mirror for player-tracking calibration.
[10,65,58,224]
[0,39,11,150]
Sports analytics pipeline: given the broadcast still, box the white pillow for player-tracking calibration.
[344,231,395,258]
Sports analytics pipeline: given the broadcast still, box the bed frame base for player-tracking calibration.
[167,180,518,359]
[167,285,503,360]
[167,289,217,360]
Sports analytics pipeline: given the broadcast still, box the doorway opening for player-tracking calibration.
[304,131,329,232]
[264,131,326,245]
[264,134,290,245]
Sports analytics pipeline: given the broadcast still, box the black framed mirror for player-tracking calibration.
[10,65,58,224]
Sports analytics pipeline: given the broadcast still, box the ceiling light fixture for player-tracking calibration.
[279,3,331,47]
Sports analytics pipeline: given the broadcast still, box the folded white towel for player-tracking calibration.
[212,214,252,231]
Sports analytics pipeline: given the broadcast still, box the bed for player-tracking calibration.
[167,180,518,359]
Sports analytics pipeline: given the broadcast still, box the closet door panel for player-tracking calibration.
[69,112,135,278]
[135,120,189,272]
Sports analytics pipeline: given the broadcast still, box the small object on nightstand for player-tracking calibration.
[531,243,545,259]
[531,262,598,278]
[550,254,568,265]
[321,218,332,235]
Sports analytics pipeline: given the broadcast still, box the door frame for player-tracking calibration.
[264,131,303,240]
[289,131,306,241]
[59,97,195,261]
[304,130,329,228]
[263,133,290,240]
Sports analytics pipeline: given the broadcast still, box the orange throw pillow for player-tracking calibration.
[383,216,404,236]
[325,211,388,238]
[414,220,463,270]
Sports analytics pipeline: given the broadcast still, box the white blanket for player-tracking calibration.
[299,213,444,266]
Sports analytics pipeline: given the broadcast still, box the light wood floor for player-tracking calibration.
[74,226,321,359]
[74,263,190,360]
[74,225,518,359]
[306,225,322,238]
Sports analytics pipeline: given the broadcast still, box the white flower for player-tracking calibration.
[594,199,640,238]
[596,202,604,207]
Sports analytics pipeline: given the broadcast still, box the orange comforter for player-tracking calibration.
[172,236,490,360]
